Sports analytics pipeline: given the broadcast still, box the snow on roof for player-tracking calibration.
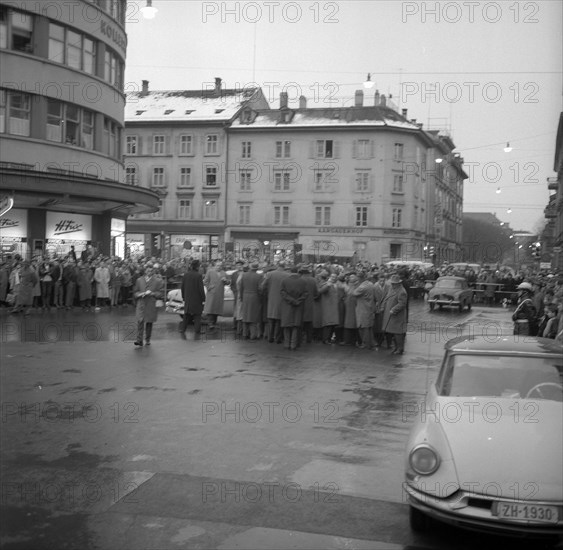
[231,106,420,129]
[125,89,260,122]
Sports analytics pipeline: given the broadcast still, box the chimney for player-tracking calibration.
[374,90,380,106]
[417,122,423,129]
[380,94,386,106]
[299,95,307,109]
[410,118,417,124]
[141,80,149,96]
[280,92,288,109]
[402,108,408,117]
[354,90,363,107]
[214,77,222,96]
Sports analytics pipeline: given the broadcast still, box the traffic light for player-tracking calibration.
[532,241,542,259]
[152,233,161,253]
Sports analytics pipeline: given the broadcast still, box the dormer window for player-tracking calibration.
[215,109,224,114]
[185,110,194,115]
[279,110,293,123]
[164,109,174,115]
[241,109,253,123]
[135,110,145,115]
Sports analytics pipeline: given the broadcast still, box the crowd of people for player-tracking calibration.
[1,251,562,347]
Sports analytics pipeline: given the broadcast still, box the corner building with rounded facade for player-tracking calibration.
[0,0,159,259]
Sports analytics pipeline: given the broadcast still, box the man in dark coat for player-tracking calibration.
[230,260,244,330]
[382,274,408,354]
[261,261,289,343]
[240,262,263,340]
[280,266,309,350]
[133,264,164,346]
[299,264,318,344]
[180,260,206,338]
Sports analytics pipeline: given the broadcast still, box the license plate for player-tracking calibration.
[493,502,559,523]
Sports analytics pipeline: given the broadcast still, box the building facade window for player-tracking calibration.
[178,199,192,218]
[275,140,291,158]
[153,135,165,155]
[355,206,368,227]
[392,208,402,228]
[46,99,94,148]
[125,165,137,185]
[242,140,251,159]
[0,7,33,52]
[104,47,123,89]
[152,167,165,187]
[239,169,252,191]
[274,170,290,191]
[393,174,404,193]
[0,90,30,136]
[316,139,333,158]
[238,204,251,224]
[355,171,370,192]
[205,134,218,155]
[394,143,404,160]
[314,169,334,191]
[179,134,193,155]
[204,200,217,219]
[179,167,192,187]
[104,117,120,158]
[47,23,97,75]
[390,243,402,259]
[355,139,372,159]
[126,135,137,155]
[274,205,290,225]
[205,166,218,186]
[314,206,331,226]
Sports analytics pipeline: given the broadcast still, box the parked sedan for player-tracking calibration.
[427,276,473,312]
[404,336,563,537]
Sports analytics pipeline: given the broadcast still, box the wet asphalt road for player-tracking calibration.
[0,300,559,549]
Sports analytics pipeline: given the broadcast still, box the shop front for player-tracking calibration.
[0,208,28,260]
[44,212,92,259]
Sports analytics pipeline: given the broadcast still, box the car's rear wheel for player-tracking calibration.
[429,303,435,311]
[467,301,472,311]
[458,302,463,313]
[409,506,429,532]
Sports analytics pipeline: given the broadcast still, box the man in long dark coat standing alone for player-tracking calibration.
[180,259,206,338]
[133,264,164,347]
[261,261,289,343]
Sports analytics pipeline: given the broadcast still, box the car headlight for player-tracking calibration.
[409,445,440,475]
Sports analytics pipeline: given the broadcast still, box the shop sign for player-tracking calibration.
[46,212,92,241]
[0,209,27,238]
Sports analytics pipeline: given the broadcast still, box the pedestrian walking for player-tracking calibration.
[133,264,164,346]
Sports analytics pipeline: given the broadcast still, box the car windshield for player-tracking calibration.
[439,354,563,401]
[436,279,462,289]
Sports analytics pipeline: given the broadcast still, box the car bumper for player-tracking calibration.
[428,299,462,306]
[405,483,563,536]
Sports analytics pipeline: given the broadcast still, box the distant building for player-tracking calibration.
[544,112,563,270]
[125,84,467,264]
[0,0,159,260]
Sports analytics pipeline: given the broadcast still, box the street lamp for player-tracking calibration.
[363,73,375,89]
[141,0,158,19]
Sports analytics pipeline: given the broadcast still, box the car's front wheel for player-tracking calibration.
[409,506,429,532]
[429,302,435,311]
[467,301,472,311]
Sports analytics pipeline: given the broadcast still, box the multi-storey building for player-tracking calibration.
[227,90,466,264]
[124,85,466,265]
[544,112,563,271]
[0,0,159,259]
[124,79,269,258]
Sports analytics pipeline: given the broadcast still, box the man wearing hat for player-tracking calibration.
[261,261,289,343]
[240,262,263,340]
[133,264,164,346]
[179,259,206,338]
[512,282,538,336]
[299,264,318,344]
[381,274,408,354]
[230,260,245,331]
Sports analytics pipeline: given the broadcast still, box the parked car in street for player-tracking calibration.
[427,276,473,312]
[404,335,563,537]
[165,284,234,318]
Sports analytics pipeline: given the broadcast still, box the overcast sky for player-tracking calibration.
[124,0,562,233]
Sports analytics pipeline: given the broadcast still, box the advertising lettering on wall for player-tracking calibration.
[0,209,28,238]
[46,212,92,242]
